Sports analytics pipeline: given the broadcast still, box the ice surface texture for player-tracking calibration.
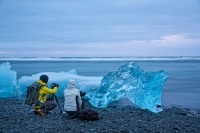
[88,62,168,112]
[0,62,18,98]
[0,62,167,112]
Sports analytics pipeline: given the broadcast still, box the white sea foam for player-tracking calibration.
[0,56,200,61]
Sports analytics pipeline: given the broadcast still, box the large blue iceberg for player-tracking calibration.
[88,62,168,112]
[0,62,168,113]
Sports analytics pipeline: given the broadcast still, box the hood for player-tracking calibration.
[67,79,77,90]
[38,80,47,86]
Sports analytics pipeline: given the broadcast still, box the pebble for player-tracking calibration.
[0,99,200,133]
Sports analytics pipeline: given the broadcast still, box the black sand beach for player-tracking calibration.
[0,98,200,133]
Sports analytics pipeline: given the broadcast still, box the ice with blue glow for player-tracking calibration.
[88,62,168,112]
[17,70,102,98]
[0,62,18,97]
[0,62,168,113]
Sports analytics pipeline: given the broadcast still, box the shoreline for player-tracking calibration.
[1,98,200,133]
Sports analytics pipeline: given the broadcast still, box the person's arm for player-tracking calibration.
[77,92,82,108]
[43,86,58,94]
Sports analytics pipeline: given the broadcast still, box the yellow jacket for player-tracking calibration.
[37,80,58,103]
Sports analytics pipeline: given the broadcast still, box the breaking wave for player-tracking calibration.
[0,56,200,61]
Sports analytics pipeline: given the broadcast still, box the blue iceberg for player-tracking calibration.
[17,71,102,98]
[0,62,18,98]
[0,62,168,113]
[88,62,168,112]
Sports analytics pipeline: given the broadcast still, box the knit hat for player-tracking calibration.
[40,75,49,83]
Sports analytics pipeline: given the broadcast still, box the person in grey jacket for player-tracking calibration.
[64,79,82,116]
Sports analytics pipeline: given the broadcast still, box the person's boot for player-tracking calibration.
[34,109,45,116]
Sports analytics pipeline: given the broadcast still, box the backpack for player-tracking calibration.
[75,95,99,121]
[79,109,99,121]
[25,82,42,106]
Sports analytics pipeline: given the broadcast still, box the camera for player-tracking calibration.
[80,91,86,97]
[51,83,59,88]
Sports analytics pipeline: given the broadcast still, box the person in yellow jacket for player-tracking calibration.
[34,75,59,116]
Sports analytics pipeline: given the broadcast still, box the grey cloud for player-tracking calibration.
[0,0,200,57]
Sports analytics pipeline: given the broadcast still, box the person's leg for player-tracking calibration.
[34,102,47,115]
[34,105,45,115]
[45,101,57,112]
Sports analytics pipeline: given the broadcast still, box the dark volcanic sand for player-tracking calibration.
[0,98,200,133]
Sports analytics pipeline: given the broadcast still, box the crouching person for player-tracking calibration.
[34,75,59,116]
[64,79,82,118]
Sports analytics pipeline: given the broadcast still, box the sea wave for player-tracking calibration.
[0,56,200,61]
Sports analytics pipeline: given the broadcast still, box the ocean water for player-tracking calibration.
[1,57,200,110]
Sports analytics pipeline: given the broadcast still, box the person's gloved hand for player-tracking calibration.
[51,83,59,88]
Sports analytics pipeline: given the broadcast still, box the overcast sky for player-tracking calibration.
[0,0,200,57]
